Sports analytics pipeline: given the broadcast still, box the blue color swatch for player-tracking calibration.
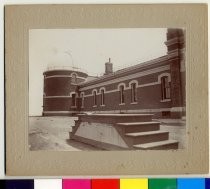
[177,178,205,189]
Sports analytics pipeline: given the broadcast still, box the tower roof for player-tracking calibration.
[46,51,87,73]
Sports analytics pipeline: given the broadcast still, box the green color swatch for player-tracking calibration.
[149,179,176,189]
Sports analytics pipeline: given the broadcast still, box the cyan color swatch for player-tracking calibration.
[177,178,205,189]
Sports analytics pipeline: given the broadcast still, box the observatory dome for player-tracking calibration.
[47,51,74,70]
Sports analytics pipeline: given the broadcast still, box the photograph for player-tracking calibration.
[6,4,208,176]
[29,28,186,151]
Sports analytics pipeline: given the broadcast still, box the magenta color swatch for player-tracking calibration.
[63,179,91,189]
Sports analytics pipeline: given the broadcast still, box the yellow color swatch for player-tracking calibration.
[120,179,148,189]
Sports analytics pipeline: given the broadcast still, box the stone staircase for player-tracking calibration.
[115,120,178,150]
[70,113,178,150]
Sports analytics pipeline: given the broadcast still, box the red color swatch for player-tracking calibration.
[92,179,120,189]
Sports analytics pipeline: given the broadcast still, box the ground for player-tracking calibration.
[29,116,186,151]
[29,116,101,151]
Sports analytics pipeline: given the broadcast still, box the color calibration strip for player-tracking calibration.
[0,178,209,189]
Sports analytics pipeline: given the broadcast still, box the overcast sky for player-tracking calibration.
[29,28,167,116]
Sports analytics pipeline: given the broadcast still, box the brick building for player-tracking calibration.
[43,28,185,119]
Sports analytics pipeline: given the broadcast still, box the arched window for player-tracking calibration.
[80,92,84,108]
[131,83,137,103]
[71,92,77,107]
[161,76,171,100]
[71,73,77,83]
[93,90,97,107]
[119,85,125,104]
[100,89,105,106]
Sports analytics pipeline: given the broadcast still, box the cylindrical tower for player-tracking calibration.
[42,52,88,116]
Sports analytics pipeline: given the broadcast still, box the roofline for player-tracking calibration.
[43,69,88,76]
[80,54,169,86]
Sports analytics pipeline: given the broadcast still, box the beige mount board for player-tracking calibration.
[5,4,208,176]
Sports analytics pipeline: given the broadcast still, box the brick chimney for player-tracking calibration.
[104,58,113,75]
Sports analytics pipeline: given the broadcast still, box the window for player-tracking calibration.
[100,89,105,106]
[161,76,171,100]
[81,93,84,108]
[71,73,77,83]
[119,85,125,104]
[93,90,97,106]
[131,83,137,103]
[71,93,76,107]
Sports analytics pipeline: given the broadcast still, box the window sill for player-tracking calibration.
[160,99,171,102]
[119,103,125,105]
[93,105,97,107]
[71,106,77,108]
[100,105,105,107]
[131,102,138,105]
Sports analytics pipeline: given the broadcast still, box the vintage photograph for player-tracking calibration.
[29,28,186,151]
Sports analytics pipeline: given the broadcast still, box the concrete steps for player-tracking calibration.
[133,140,179,150]
[125,130,169,144]
[116,122,160,133]
[70,113,179,150]
[116,119,178,150]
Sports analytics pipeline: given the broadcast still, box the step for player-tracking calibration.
[133,140,178,150]
[125,130,169,144]
[116,122,160,133]
[78,113,153,124]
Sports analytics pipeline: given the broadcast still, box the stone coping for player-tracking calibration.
[78,113,153,117]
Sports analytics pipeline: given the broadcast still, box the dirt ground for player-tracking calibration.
[29,116,101,151]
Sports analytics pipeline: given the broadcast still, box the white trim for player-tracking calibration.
[117,82,126,90]
[45,75,85,80]
[131,102,138,105]
[158,73,171,83]
[164,37,179,46]
[119,103,125,106]
[70,92,77,107]
[43,111,79,113]
[93,105,97,108]
[82,72,171,97]
[70,72,78,77]
[92,89,98,95]
[171,107,184,112]
[129,80,138,87]
[80,92,85,108]
[83,94,93,97]
[99,87,106,92]
[80,65,170,91]
[80,92,85,97]
[44,96,71,98]
[82,82,159,97]
[79,107,184,114]
[45,75,71,79]
[167,51,180,59]
[99,87,105,106]
[160,99,171,102]
[70,92,79,97]
[92,89,97,106]
[129,80,138,103]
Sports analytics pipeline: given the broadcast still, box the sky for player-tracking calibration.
[29,28,167,116]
